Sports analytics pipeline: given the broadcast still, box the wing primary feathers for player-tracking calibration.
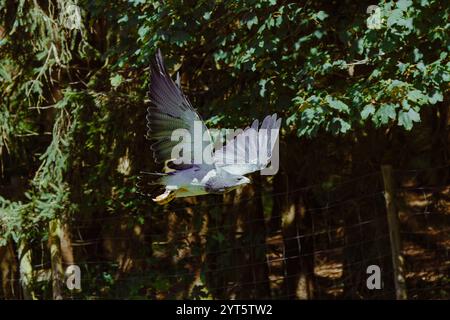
[146,49,213,166]
[213,114,281,175]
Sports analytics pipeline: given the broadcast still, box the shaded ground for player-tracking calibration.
[261,183,450,299]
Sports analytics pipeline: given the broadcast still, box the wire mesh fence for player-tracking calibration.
[1,166,449,300]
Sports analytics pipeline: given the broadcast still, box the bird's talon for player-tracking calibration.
[152,189,176,204]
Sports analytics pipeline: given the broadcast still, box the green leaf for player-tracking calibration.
[398,109,420,130]
[401,99,411,110]
[0,67,12,82]
[387,9,403,28]
[388,79,407,90]
[203,12,211,20]
[416,62,425,72]
[315,11,328,21]
[118,15,128,23]
[286,113,298,125]
[137,25,149,38]
[396,17,413,30]
[110,74,123,88]
[328,118,351,134]
[413,48,423,62]
[375,103,397,125]
[326,96,349,114]
[407,89,428,104]
[246,15,258,29]
[259,79,268,97]
[205,115,224,126]
[397,0,412,11]
[408,108,420,122]
[428,91,443,104]
[397,62,409,74]
[361,104,375,120]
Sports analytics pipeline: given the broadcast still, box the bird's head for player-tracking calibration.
[222,174,250,192]
[234,175,251,186]
[206,168,251,194]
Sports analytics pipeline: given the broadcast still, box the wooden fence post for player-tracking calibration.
[381,165,407,300]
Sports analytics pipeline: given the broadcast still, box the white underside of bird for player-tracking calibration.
[152,166,251,204]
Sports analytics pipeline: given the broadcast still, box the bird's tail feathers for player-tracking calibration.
[164,159,196,173]
[136,171,166,198]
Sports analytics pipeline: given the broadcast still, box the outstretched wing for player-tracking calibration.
[146,50,213,165]
[213,114,281,176]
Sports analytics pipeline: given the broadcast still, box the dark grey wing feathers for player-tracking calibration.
[146,50,212,164]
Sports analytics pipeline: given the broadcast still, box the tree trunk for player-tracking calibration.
[0,241,19,299]
[236,176,271,299]
[18,240,35,300]
[49,219,64,300]
[342,132,395,299]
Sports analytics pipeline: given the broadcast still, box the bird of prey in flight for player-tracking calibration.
[141,50,281,205]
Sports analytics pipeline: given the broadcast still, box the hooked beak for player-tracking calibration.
[232,176,250,189]
[223,177,251,193]
[239,177,251,185]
